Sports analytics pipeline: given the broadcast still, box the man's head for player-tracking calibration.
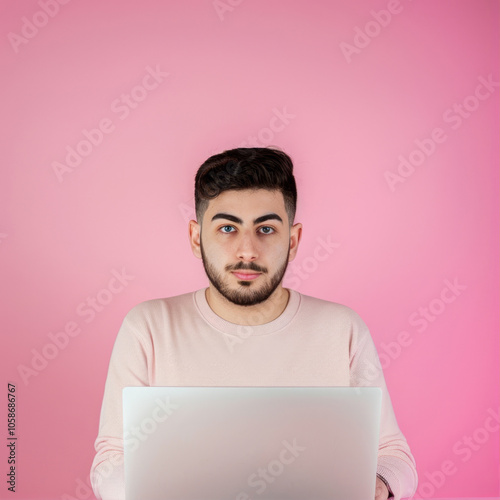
[189,147,302,308]
[194,147,297,229]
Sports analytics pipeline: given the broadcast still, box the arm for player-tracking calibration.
[90,306,151,500]
[349,317,418,500]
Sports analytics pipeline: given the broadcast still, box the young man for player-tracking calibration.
[90,147,418,500]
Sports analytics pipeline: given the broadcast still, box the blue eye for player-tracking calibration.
[221,226,235,233]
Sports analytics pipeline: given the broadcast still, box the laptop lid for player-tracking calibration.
[123,386,382,500]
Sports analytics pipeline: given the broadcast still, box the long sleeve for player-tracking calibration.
[90,289,419,499]
[349,318,418,500]
[90,307,151,500]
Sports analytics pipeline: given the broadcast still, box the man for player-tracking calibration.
[90,147,418,500]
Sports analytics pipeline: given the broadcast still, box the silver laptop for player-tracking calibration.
[123,386,382,500]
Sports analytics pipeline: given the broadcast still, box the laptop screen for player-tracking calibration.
[123,386,381,500]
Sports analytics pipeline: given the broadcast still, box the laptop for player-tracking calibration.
[123,386,382,500]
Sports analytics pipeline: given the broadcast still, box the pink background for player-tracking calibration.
[1,0,498,499]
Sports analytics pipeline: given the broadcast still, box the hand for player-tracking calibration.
[375,476,390,500]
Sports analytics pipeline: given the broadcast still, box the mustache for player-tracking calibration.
[230,263,267,273]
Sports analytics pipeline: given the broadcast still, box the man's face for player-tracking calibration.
[193,189,297,307]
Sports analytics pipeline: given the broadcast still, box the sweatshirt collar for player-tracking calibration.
[194,287,300,336]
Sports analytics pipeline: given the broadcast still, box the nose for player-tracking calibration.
[235,230,259,262]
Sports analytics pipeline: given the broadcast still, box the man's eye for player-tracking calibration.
[220,226,235,233]
[259,226,275,234]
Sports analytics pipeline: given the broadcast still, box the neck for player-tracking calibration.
[205,285,290,326]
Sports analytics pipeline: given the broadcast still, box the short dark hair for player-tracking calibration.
[194,147,297,227]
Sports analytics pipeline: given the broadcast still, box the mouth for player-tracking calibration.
[232,271,261,281]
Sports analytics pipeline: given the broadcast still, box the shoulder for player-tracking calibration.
[296,290,369,331]
[294,291,376,361]
[121,290,196,328]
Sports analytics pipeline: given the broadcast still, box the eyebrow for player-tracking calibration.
[211,212,284,225]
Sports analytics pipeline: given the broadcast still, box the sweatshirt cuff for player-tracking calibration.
[91,456,125,500]
[377,455,418,500]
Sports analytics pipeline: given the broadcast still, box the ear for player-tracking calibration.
[288,222,302,262]
[188,220,202,259]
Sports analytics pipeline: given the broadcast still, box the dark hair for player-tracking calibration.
[194,147,297,227]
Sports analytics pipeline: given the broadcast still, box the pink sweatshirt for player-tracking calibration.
[90,287,418,500]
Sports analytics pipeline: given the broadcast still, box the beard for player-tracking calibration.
[200,238,290,307]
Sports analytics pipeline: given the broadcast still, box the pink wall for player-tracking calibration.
[1,1,498,498]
